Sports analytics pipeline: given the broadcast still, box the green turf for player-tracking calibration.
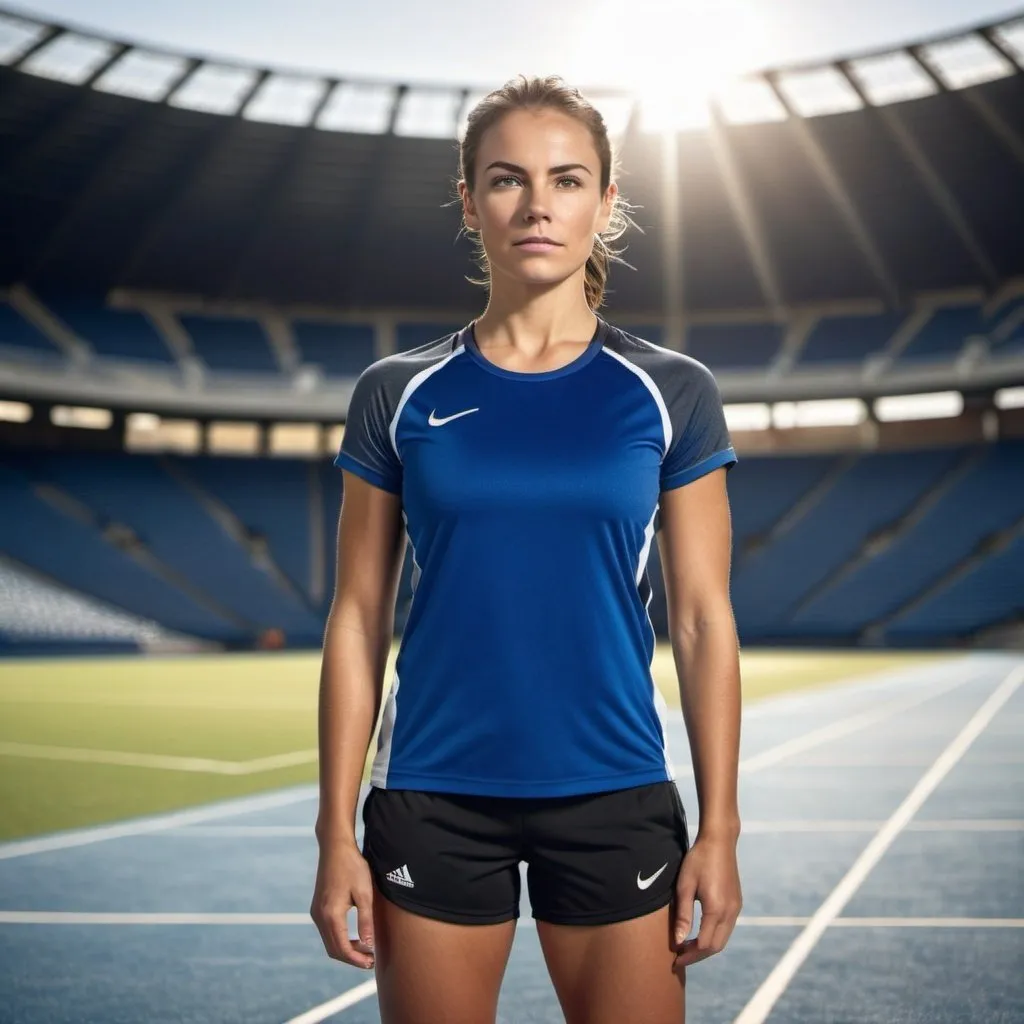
[0,647,953,841]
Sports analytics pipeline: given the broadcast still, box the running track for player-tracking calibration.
[1,652,1022,1023]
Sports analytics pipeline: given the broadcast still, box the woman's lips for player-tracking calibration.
[514,240,561,252]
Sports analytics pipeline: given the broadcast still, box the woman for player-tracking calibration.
[311,74,742,1024]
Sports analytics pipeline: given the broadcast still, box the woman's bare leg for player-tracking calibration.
[536,904,684,1024]
[372,881,518,1024]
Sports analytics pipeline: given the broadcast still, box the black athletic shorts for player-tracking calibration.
[360,780,689,926]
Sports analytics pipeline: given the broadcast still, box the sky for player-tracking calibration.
[7,0,1022,90]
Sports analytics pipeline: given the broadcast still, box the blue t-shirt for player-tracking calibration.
[335,317,737,798]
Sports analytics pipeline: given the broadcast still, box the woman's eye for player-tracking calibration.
[491,175,582,188]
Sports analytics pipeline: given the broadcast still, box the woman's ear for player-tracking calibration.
[459,180,480,231]
[596,181,618,235]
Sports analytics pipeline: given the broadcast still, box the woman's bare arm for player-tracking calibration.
[656,466,743,968]
[311,470,405,967]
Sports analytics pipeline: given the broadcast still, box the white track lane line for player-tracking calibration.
[673,665,986,778]
[732,661,1024,1024]
[282,982,379,1024]
[741,818,1024,833]
[0,912,312,924]
[735,670,979,774]
[166,825,314,837]
[0,741,318,775]
[0,785,319,861]
[831,917,1024,929]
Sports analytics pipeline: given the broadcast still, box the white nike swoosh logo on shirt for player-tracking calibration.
[637,863,668,890]
[428,408,479,427]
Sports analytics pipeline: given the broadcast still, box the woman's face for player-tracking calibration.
[460,108,617,294]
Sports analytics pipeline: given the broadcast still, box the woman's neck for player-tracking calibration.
[474,283,597,353]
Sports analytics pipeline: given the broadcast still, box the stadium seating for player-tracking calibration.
[0,300,63,359]
[175,456,317,599]
[0,461,239,641]
[796,312,905,367]
[896,305,984,363]
[6,291,1022,382]
[41,295,177,365]
[292,321,376,376]
[2,442,1022,651]
[0,554,168,652]
[732,447,972,636]
[887,530,1024,639]
[686,323,785,371]
[726,454,839,551]
[6,453,324,644]
[789,441,1024,640]
[178,313,280,372]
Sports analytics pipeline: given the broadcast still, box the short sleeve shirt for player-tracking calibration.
[336,317,736,797]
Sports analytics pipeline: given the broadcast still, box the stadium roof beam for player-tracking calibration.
[331,85,409,300]
[764,70,901,310]
[5,22,61,69]
[706,103,786,317]
[114,69,273,285]
[0,40,130,180]
[906,44,951,93]
[905,32,1024,173]
[22,58,202,281]
[980,25,1024,73]
[959,87,1024,170]
[216,79,339,298]
[837,62,1000,291]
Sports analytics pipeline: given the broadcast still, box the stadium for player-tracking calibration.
[0,2,1022,1022]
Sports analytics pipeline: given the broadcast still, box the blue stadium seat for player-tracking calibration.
[897,305,984,362]
[726,455,838,551]
[732,447,966,635]
[887,531,1024,639]
[685,323,784,370]
[0,462,238,641]
[42,296,176,364]
[27,453,324,642]
[178,314,279,372]
[797,312,904,366]
[0,301,62,357]
[790,442,1024,636]
[179,456,315,599]
[987,296,1024,357]
[293,321,375,376]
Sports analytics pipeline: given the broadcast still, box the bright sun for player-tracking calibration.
[573,0,773,129]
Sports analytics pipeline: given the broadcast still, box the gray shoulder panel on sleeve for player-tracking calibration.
[354,332,463,423]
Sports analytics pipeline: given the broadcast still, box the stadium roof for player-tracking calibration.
[0,6,1023,314]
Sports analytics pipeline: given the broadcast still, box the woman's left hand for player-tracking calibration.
[671,833,742,969]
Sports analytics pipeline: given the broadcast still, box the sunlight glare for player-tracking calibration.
[575,0,771,131]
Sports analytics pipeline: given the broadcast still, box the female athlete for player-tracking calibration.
[311,74,743,1024]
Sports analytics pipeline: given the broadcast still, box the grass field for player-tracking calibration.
[0,647,953,841]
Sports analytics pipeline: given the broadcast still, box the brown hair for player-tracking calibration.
[456,74,636,312]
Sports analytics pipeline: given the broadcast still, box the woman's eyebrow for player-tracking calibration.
[484,161,593,176]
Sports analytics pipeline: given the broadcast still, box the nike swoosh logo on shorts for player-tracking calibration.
[428,407,479,426]
[637,863,668,890]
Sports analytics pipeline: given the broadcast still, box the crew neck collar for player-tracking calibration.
[459,317,608,381]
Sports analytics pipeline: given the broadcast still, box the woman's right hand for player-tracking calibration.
[310,840,376,969]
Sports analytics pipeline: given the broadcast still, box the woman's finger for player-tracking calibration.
[673,870,699,947]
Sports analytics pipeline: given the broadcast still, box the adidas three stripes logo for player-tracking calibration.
[386,864,415,888]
